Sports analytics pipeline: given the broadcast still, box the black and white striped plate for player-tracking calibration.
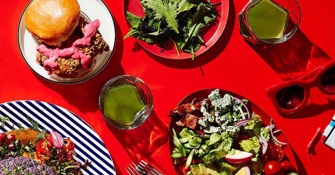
[0,100,115,175]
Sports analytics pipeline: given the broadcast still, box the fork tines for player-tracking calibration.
[126,162,142,175]
[138,160,162,175]
[126,160,162,175]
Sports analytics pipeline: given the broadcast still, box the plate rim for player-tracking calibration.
[17,0,116,84]
[123,0,229,60]
[0,100,115,175]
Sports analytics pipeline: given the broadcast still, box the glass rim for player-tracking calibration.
[98,75,154,130]
[238,0,302,45]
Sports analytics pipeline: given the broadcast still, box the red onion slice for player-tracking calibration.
[233,97,251,119]
[269,120,287,146]
[258,135,268,154]
[234,118,252,128]
[50,130,64,149]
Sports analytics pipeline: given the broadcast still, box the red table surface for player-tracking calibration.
[1,0,335,174]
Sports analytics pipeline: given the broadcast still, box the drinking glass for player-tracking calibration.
[99,75,153,130]
[238,0,301,45]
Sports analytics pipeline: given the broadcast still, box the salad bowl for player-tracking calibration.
[169,89,298,175]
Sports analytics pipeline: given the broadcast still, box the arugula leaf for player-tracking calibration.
[125,11,142,28]
[178,0,197,13]
[27,117,40,132]
[141,0,179,33]
[35,130,47,143]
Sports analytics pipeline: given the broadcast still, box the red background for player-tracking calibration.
[1,0,335,174]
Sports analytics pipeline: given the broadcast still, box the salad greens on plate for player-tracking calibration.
[124,0,220,59]
[169,89,299,175]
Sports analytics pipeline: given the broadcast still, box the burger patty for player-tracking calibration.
[36,17,109,78]
[0,156,56,175]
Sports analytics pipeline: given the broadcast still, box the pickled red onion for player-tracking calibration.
[50,130,64,148]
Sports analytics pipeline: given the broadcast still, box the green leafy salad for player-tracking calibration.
[169,89,299,175]
[124,0,220,59]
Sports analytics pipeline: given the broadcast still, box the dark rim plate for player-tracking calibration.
[17,0,116,84]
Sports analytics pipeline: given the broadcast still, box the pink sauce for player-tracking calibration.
[36,19,101,72]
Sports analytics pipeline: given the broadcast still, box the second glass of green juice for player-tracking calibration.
[238,0,301,45]
[99,75,153,130]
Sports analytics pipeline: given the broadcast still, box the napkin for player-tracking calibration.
[321,114,335,150]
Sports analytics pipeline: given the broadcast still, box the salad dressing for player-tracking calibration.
[247,0,289,39]
[103,84,146,125]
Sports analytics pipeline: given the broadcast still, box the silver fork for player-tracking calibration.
[126,160,162,175]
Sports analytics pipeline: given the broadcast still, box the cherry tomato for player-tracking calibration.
[6,134,16,141]
[264,161,284,175]
[280,161,296,173]
[0,133,7,143]
[8,143,15,150]
[64,138,75,151]
[262,143,284,162]
[36,139,53,161]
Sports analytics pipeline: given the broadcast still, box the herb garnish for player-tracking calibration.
[124,0,220,59]
[0,116,9,127]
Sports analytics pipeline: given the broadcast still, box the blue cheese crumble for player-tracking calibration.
[198,89,246,133]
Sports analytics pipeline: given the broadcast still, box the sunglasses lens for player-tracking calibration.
[321,66,335,92]
[276,85,304,110]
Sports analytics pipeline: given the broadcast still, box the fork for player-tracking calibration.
[126,160,162,175]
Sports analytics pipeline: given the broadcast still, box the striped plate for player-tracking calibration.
[0,100,115,175]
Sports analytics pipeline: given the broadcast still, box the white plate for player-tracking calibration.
[18,0,116,84]
[0,100,116,175]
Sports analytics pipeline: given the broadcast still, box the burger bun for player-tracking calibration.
[24,0,80,47]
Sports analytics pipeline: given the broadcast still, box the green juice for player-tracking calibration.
[247,0,289,39]
[104,84,145,125]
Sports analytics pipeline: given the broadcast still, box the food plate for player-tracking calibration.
[18,0,116,84]
[123,0,229,59]
[0,100,115,175]
[169,89,297,174]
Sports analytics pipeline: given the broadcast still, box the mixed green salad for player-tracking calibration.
[124,0,220,59]
[169,89,299,175]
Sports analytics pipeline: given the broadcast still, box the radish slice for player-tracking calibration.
[50,130,64,148]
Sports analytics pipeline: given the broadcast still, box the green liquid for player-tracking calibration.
[104,84,146,125]
[247,0,289,39]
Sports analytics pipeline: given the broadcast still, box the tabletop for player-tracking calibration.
[1,0,335,174]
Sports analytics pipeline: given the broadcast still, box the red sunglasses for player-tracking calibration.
[267,59,335,114]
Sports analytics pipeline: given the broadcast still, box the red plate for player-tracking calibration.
[123,0,229,59]
[169,89,298,174]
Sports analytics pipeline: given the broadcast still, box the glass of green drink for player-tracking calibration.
[238,0,301,45]
[99,75,153,130]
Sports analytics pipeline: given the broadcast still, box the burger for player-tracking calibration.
[24,0,109,78]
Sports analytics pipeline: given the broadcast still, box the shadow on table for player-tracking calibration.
[248,29,335,118]
[129,0,236,70]
[107,110,169,172]
[38,18,125,113]
[250,29,332,80]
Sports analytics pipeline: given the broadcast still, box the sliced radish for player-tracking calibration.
[225,150,253,164]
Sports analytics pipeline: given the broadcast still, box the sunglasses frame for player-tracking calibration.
[267,59,335,114]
